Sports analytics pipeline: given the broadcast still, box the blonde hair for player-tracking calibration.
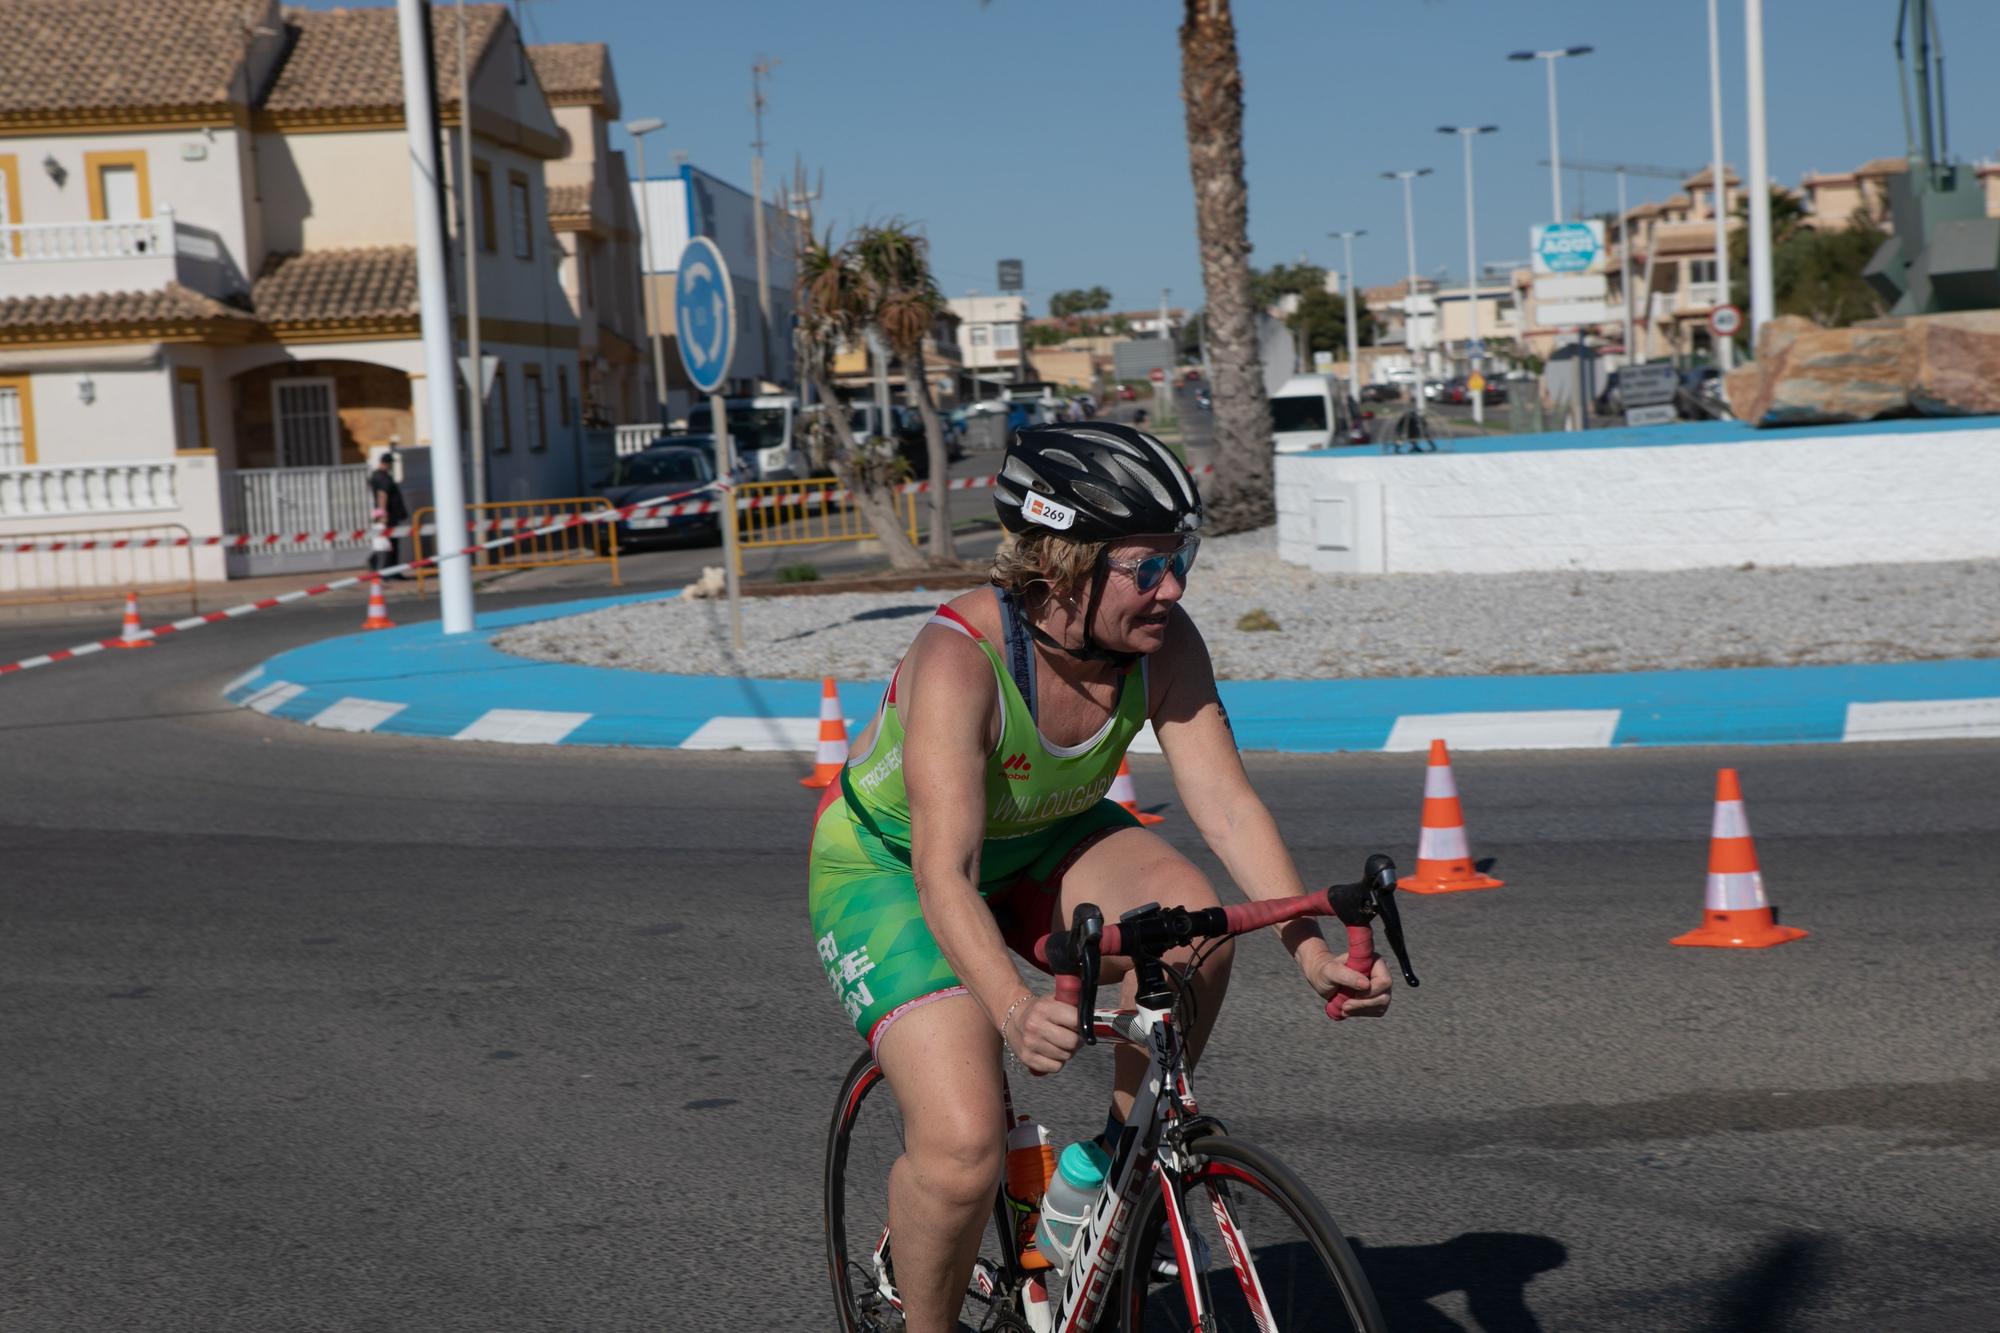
[989,528,1109,603]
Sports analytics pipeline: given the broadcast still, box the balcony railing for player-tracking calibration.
[0,459,181,519]
[0,209,240,299]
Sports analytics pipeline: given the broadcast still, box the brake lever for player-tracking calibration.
[1075,905,1103,1047]
[1364,854,1420,989]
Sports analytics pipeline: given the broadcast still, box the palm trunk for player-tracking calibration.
[811,368,924,570]
[901,343,959,562]
[1181,0,1271,533]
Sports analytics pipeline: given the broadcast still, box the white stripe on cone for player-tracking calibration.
[820,693,842,722]
[1706,869,1769,911]
[1423,763,1460,799]
[1711,800,1752,839]
[1418,823,1471,861]
[1109,767,1139,806]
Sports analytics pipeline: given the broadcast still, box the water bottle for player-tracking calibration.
[1033,1140,1110,1266]
[1004,1116,1057,1260]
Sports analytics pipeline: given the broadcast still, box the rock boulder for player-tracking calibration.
[1724,309,2000,425]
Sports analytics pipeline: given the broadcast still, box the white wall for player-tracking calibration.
[1275,422,2000,575]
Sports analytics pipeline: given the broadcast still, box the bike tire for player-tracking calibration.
[1118,1134,1386,1333]
[825,1050,1019,1332]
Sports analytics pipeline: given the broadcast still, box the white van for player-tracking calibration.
[1270,374,1369,452]
[685,394,802,480]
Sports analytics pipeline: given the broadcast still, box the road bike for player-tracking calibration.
[825,854,1420,1331]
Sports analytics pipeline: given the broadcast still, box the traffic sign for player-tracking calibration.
[1709,304,1743,338]
[1467,373,1486,392]
[1149,367,1166,384]
[1625,403,1678,427]
[1618,364,1680,408]
[674,237,736,395]
[1531,221,1606,275]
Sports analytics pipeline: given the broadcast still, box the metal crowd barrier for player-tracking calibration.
[0,522,199,609]
[732,477,920,572]
[412,497,621,592]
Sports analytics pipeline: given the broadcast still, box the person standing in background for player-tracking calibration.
[368,450,410,578]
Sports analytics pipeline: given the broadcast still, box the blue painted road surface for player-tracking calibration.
[224,592,2000,752]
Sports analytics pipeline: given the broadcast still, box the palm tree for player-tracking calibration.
[854,221,959,562]
[796,231,927,570]
[1180,0,1271,533]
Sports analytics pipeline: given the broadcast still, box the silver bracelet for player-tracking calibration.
[998,992,1032,1063]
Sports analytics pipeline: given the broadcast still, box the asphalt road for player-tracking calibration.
[3,576,1998,1332]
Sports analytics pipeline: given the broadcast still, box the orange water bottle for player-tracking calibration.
[1004,1114,1058,1269]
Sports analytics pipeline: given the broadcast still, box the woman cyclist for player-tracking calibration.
[807,421,1392,1332]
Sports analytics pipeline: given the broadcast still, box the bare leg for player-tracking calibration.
[1052,826,1234,1121]
[875,993,1006,1333]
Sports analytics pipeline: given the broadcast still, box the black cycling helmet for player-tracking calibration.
[994,422,1203,542]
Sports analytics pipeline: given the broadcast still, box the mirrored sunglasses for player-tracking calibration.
[1107,537,1200,593]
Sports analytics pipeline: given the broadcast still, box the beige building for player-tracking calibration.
[530,44,647,430]
[0,0,595,582]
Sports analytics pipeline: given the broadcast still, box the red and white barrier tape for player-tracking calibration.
[0,481,716,677]
[0,466,1213,554]
[0,460,1220,677]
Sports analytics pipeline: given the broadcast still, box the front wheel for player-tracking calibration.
[1120,1134,1386,1333]
[825,1051,1019,1332]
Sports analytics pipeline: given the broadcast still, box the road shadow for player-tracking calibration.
[1706,1231,1828,1333]
[1351,1231,1568,1332]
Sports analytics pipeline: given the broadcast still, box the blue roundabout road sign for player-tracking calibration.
[674,236,736,395]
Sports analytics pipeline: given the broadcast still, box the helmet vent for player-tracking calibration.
[1071,480,1130,517]
[1040,448,1084,471]
[1107,454,1175,511]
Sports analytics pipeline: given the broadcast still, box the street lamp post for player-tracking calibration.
[1327,229,1365,402]
[625,117,669,420]
[1706,0,1734,371]
[1380,168,1433,380]
[1508,46,1592,219]
[1438,125,1497,424]
[1744,0,1776,345]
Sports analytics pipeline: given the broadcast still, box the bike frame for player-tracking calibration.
[989,998,1270,1332]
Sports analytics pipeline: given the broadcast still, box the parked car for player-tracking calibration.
[1117,384,1138,401]
[1359,382,1402,403]
[596,441,723,548]
[1421,379,1449,402]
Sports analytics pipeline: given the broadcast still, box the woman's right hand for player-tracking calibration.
[1005,992,1083,1075]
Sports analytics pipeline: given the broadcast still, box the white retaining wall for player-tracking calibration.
[1274,419,2000,574]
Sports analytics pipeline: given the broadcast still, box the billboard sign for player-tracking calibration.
[997,259,1024,292]
[1531,221,1605,275]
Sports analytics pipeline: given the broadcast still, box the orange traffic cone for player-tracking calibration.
[1110,757,1164,825]
[1398,739,1503,894]
[361,577,395,630]
[111,590,153,648]
[801,677,849,788]
[1672,769,1807,949]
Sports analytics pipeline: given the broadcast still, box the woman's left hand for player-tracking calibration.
[1302,949,1392,1018]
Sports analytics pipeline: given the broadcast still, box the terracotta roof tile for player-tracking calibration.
[528,44,605,97]
[1682,166,1742,189]
[252,247,417,325]
[264,4,505,115]
[547,182,592,220]
[1858,156,1911,177]
[0,0,261,117]
[0,284,257,332]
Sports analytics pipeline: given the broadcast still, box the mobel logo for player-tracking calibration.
[1001,752,1034,780]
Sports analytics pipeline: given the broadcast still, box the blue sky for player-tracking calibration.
[314,1,1997,314]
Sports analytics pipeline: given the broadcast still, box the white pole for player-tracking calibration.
[1744,0,1776,346]
[630,130,670,418]
[1399,174,1420,377]
[456,1,486,507]
[714,392,743,648]
[395,0,473,633]
[1618,168,1635,370]
[1545,56,1564,219]
[1339,232,1361,402]
[1460,131,1484,426]
[1707,0,1735,371]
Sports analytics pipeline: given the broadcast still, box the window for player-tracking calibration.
[508,171,533,259]
[556,365,572,426]
[491,368,512,452]
[523,365,546,451]
[993,324,1020,351]
[0,376,36,466]
[84,151,151,221]
[473,161,496,253]
[0,154,21,256]
[272,379,339,467]
[1687,258,1718,285]
[968,325,990,347]
[174,368,209,452]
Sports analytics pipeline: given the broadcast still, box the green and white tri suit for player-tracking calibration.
[807,594,1149,1048]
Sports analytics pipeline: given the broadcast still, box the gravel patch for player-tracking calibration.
[493,527,2000,680]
